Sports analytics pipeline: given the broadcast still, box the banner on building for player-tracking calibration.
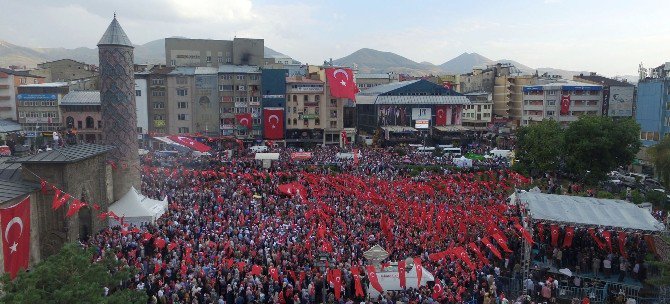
[411,108,431,120]
[435,105,447,126]
[263,108,284,139]
[560,94,571,115]
[415,120,429,129]
[291,152,312,160]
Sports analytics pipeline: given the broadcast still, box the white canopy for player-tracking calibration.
[519,192,665,231]
[108,186,168,226]
[254,153,280,160]
[453,156,473,168]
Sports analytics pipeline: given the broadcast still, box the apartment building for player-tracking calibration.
[355,73,397,91]
[16,82,69,135]
[573,72,635,118]
[166,38,264,67]
[463,92,493,131]
[166,68,196,135]
[0,68,45,121]
[521,80,603,126]
[285,76,326,144]
[147,67,173,134]
[217,65,262,139]
[134,73,149,135]
[60,91,102,143]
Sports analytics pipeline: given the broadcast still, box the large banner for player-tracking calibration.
[369,264,434,298]
[560,94,571,115]
[411,108,431,120]
[1,196,31,279]
[263,108,284,139]
[435,105,447,126]
[608,86,634,117]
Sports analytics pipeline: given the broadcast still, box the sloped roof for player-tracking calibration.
[357,80,420,96]
[169,67,196,76]
[0,68,43,78]
[373,95,471,105]
[218,65,260,74]
[60,91,100,106]
[9,144,114,164]
[0,119,22,133]
[97,17,133,47]
[356,73,391,79]
[0,158,22,182]
[0,180,38,203]
[574,74,634,87]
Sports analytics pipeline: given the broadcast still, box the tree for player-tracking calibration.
[646,236,670,289]
[563,116,640,182]
[648,135,670,189]
[514,119,564,176]
[1,243,146,304]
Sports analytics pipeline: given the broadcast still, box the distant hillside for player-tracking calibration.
[439,52,494,74]
[0,38,291,68]
[333,48,442,76]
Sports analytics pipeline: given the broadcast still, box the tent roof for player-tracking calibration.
[519,192,665,231]
[108,186,167,218]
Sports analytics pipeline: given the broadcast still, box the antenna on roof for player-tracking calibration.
[114,12,117,19]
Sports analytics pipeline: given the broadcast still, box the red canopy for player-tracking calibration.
[167,136,212,153]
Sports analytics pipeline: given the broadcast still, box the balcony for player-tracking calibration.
[0,96,10,101]
[0,85,9,89]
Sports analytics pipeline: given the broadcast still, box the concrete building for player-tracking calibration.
[16,83,69,138]
[217,65,262,139]
[147,67,173,134]
[0,68,45,121]
[460,63,519,94]
[636,70,670,146]
[166,38,264,67]
[521,80,603,126]
[31,59,98,83]
[166,67,196,135]
[573,72,635,118]
[306,66,354,145]
[134,73,149,135]
[355,73,398,91]
[194,67,220,136]
[60,91,102,143]
[463,92,493,131]
[285,76,326,145]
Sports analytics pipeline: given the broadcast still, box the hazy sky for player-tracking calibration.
[2,0,669,76]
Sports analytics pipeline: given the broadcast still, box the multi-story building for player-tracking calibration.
[30,59,99,91]
[217,65,262,139]
[166,67,196,135]
[355,73,398,91]
[460,63,519,94]
[0,68,45,121]
[307,66,353,145]
[636,63,670,146]
[16,83,69,141]
[573,72,635,118]
[134,73,149,135]
[194,67,220,136]
[166,38,264,67]
[285,76,326,145]
[521,80,603,126]
[462,92,493,131]
[493,75,538,126]
[147,67,173,134]
[60,91,102,143]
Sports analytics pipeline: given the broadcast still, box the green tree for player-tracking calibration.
[563,116,640,182]
[514,119,564,176]
[648,135,670,189]
[646,236,670,288]
[1,243,146,304]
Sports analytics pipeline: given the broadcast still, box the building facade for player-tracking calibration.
[636,78,670,146]
[521,80,603,126]
[32,59,98,83]
[493,75,538,127]
[134,74,149,135]
[60,91,102,143]
[16,83,69,136]
[573,73,635,118]
[147,67,173,134]
[166,38,264,67]
[218,65,262,139]
[285,76,326,145]
[462,92,493,131]
[194,67,220,136]
[0,68,45,121]
[355,73,397,91]
[166,68,196,135]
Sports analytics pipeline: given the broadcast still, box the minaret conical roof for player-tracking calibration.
[97,16,133,47]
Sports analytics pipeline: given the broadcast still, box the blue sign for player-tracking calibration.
[17,94,57,101]
[562,85,601,91]
[522,86,544,92]
[26,132,37,138]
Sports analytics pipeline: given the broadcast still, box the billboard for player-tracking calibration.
[608,86,634,117]
[411,108,431,120]
[17,94,57,101]
[415,119,429,129]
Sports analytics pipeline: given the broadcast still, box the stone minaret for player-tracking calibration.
[97,16,140,201]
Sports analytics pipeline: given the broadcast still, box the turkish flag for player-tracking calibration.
[492,232,513,253]
[588,228,606,250]
[325,68,359,100]
[351,267,365,297]
[482,237,502,259]
[435,105,448,126]
[263,108,284,139]
[332,268,342,300]
[365,265,384,293]
[1,196,30,279]
[469,242,490,265]
[618,231,627,258]
[454,246,476,270]
[154,237,166,250]
[66,199,87,217]
[550,224,559,247]
[413,257,422,287]
[602,230,612,252]
[235,113,252,130]
[250,264,262,276]
[398,260,406,289]
[269,267,279,282]
[432,280,444,300]
[563,226,575,248]
[560,94,571,115]
[167,135,212,153]
[514,223,534,245]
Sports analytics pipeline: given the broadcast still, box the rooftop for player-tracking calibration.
[0,119,22,133]
[357,80,420,96]
[60,91,100,106]
[574,74,634,87]
[194,67,219,75]
[0,68,44,78]
[9,144,114,164]
[168,67,196,76]
[356,73,391,79]
[19,82,68,88]
[0,179,39,203]
[218,65,260,74]
[0,158,22,182]
[286,76,323,84]
[97,17,133,47]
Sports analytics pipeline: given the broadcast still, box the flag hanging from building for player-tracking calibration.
[235,113,253,130]
[435,105,448,126]
[263,108,284,139]
[560,94,571,115]
[325,68,359,101]
[1,196,31,279]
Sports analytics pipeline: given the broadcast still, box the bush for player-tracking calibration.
[631,189,644,204]
[596,191,615,199]
[646,190,668,207]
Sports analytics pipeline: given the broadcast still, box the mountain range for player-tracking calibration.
[0,39,636,82]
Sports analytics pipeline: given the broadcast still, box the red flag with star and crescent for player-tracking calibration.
[1,196,30,279]
[263,108,284,140]
[235,113,252,130]
[366,265,384,293]
[325,68,359,101]
[435,105,448,126]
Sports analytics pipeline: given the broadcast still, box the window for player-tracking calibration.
[253,118,261,125]
[177,89,188,96]
[330,99,337,107]
[546,110,555,116]
[218,57,224,63]
[220,75,233,80]
[19,78,26,84]
[303,119,308,126]
[85,116,95,129]
[666,102,670,111]
[151,79,164,85]
[177,114,188,121]
[237,85,245,91]
[315,95,321,102]
[226,58,232,63]
[249,75,259,81]
[178,127,189,134]
[330,121,337,128]
[176,77,187,84]
[154,114,164,120]
[153,102,165,109]
[178,102,188,109]
[287,119,291,126]
[315,107,320,115]
[292,95,297,102]
[548,90,556,95]
[303,95,308,102]
[219,85,233,91]
[330,110,338,118]
[206,56,211,63]
[135,90,141,96]
[315,118,320,125]
[292,118,297,125]
[152,90,165,97]
[236,75,245,81]
[170,59,176,66]
[293,107,297,114]
[98,121,102,128]
[548,100,556,106]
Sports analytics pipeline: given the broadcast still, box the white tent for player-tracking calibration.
[108,187,168,226]
[369,263,435,298]
[453,156,473,168]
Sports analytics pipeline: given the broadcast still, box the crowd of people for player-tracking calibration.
[84,143,664,304]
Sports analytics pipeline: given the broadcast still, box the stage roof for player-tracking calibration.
[518,192,665,231]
